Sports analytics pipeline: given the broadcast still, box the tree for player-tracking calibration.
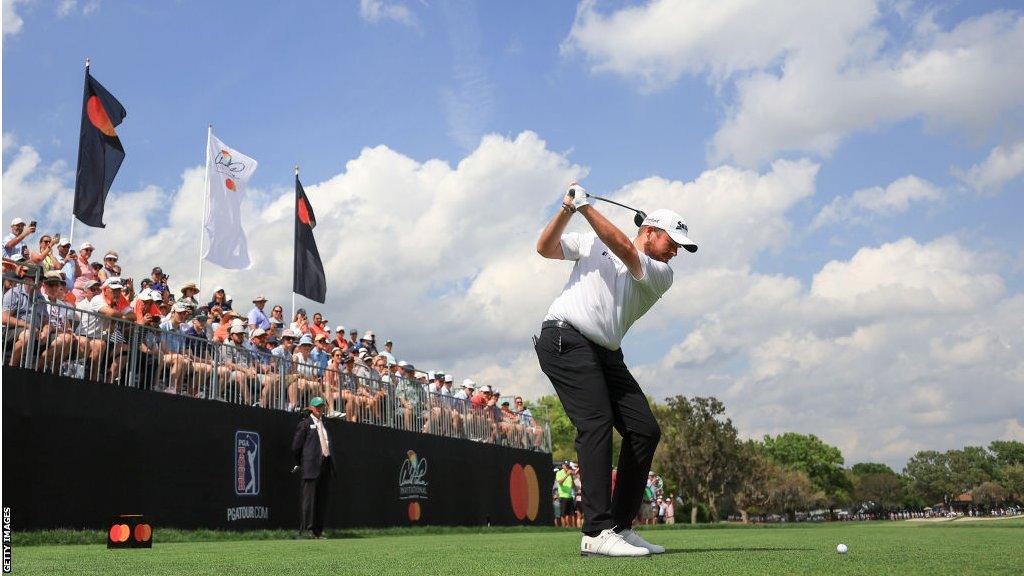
[731,441,774,524]
[988,440,1024,468]
[971,481,1007,510]
[904,450,954,505]
[766,466,823,522]
[533,395,578,462]
[947,447,996,494]
[854,472,906,512]
[653,396,743,524]
[761,432,851,517]
[999,464,1024,503]
[851,462,895,476]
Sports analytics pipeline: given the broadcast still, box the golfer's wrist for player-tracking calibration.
[561,202,575,215]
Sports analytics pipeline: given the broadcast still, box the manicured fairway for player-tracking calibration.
[13,520,1023,575]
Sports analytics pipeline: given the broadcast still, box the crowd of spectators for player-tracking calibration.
[2,218,549,450]
[552,461,674,527]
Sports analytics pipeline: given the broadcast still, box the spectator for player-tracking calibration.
[394,362,421,430]
[31,233,55,267]
[380,338,396,365]
[71,243,97,301]
[78,277,134,382]
[347,328,359,350]
[3,269,41,367]
[222,324,255,405]
[149,267,169,300]
[269,303,285,325]
[665,494,675,524]
[272,329,300,411]
[245,328,277,408]
[322,348,349,418]
[309,312,328,339]
[311,333,331,373]
[178,282,200,310]
[290,308,310,335]
[59,244,77,291]
[98,251,119,282]
[182,310,221,397]
[360,330,378,355]
[247,295,270,331]
[207,286,231,311]
[3,218,35,259]
[292,335,322,406]
[133,289,161,326]
[555,462,575,528]
[515,396,544,449]
[268,316,284,340]
[332,325,348,352]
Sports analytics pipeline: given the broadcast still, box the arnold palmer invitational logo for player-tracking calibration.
[399,450,429,522]
[399,450,429,500]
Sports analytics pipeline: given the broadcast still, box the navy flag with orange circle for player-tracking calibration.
[294,176,327,303]
[73,69,127,228]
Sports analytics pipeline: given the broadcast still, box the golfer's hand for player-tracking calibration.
[568,183,589,211]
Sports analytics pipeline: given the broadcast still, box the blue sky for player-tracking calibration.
[4,0,1023,467]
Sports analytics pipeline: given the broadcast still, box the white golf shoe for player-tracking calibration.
[619,529,666,554]
[580,528,651,557]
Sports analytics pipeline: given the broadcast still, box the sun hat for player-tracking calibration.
[251,328,267,337]
[640,209,698,253]
[462,379,476,389]
[230,324,246,335]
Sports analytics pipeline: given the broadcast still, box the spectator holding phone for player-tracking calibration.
[3,218,35,259]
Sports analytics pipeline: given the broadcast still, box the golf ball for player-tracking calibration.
[836,543,848,554]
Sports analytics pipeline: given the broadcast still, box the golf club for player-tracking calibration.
[568,189,647,227]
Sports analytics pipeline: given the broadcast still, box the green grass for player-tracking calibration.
[12,520,1024,575]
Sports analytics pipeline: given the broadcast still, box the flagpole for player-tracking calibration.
[68,57,91,248]
[292,164,299,323]
[198,123,212,288]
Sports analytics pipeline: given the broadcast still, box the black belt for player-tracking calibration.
[542,320,579,333]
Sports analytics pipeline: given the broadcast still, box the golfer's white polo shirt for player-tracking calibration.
[545,232,673,350]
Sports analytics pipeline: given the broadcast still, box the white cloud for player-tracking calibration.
[3,0,26,36]
[563,1,1024,166]
[359,0,418,28]
[954,140,1024,195]
[812,175,942,228]
[55,0,98,17]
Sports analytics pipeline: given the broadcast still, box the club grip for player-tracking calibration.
[567,187,589,199]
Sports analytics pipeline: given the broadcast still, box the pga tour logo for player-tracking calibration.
[235,431,260,496]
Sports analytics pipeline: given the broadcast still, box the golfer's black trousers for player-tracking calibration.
[300,457,332,536]
[535,324,661,533]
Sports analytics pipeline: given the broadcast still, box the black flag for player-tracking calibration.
[73,68,127,228]
[294,176,327,303]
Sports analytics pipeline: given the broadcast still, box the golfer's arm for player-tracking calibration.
[578,205,642,277]
[536,206,573,259]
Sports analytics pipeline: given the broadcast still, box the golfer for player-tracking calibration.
[535,183,696,557]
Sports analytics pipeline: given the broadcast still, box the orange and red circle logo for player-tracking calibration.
[108,523,130,543]
[509,464,540,521]
[407,501,421,522]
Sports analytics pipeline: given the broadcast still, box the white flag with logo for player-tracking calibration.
[203,133,258,269]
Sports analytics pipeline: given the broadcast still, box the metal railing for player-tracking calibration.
[1,273,551,452]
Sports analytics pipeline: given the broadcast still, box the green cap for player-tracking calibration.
[309,396,325,407]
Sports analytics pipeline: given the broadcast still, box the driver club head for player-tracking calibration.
[634,211,647,227]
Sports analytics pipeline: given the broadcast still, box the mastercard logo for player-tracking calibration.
[225,178,236,191]
[509,464,540,521]
[407,501,421,522]
[86,96,117,137]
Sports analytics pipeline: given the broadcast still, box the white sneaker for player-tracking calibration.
[580,529,650,557]
[619,529,665,554]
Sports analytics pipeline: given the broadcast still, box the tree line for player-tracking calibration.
[531,395,1024,523]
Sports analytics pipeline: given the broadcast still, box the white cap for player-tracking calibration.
[251,328,267,337]
[57,238,71,246]
[479,385,492,393]
[230,324,246,335]
[10,218,25,226]
[427,371,435,380]
[231,318,245,328]
[214,286,225,293]
[336,325,345,333]
[80,242,94,251]
[641,209,698,253]
[462,379,476,389]
[444,374,453,383]
[102,277,124,289]
[138,289,153,301]
[365,330,376,339]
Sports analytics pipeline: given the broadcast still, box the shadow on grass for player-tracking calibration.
[663,547,813,555]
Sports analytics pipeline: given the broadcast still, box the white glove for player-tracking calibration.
[568,183,589,211]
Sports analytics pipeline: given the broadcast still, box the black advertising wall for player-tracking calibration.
[2,368,553,530]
